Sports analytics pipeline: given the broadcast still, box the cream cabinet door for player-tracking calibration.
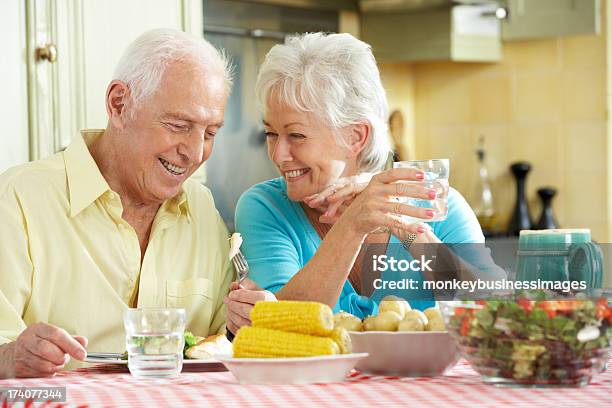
[0,1,29,172]
[27,0,203,160]
[501,0,600,40]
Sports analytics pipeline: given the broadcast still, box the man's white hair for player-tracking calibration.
[255,32,391,173]
[113,28,233,113]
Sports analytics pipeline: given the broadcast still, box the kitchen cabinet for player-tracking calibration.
[11,0,203,163]
[359,0,600,62]
[361,2,502,62]
[0,1,29,173]
[500,0,600,40]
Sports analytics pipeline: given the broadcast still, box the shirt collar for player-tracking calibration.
[165,190,191,222]
[63,129,192,221]
[64,130,111,218]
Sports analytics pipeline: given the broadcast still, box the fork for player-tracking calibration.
[231,249,249,284]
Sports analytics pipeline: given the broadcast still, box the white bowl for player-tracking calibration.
[349,331,460,377]
[218,353,369,384]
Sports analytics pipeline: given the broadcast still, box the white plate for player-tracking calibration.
[218,353,369,384]
[85,354,232,370]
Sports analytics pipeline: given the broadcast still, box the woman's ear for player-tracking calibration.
[105,80,130,129]
[345,122,370,158]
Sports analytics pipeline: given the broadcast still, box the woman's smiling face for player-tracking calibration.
[264,97,358,202]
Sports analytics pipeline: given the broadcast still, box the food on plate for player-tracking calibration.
[404,310,429,326]
[425,316,446,331]
[334,311,363,332]
[233,326,340,358]
[379,295,411,319]
[233,301,353,358]
[228,232,243,260]
[398,318,425,332]
[330,327,352,354]
[122,330,225,360]
[334,305,445,332]
[423,307,442,322]
[363,316,377,332]
[185,333,232,359]
[371,311,403,331]
[445,296,612,384]
[251,300,334,336]
[183,330,203,354]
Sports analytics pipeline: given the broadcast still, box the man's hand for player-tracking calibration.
[0,322,88,378]
[224,279,277,336]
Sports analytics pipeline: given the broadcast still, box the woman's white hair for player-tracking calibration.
[113,28,233,114]
[255,32,391,173]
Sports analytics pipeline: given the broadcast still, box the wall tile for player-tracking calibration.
[509,39,562,72]
[561,34,606,71]
[469,74,512,124]
[513,72,563,123]
[562,69,607,121]
[564,122,607,172]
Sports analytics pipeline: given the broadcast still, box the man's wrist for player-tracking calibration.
[0,342,16,379]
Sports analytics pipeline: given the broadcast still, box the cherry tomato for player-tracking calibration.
[536,301,557,318]
[517,297,533,314]
[596,298,608,320]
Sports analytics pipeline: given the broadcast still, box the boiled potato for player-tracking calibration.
[397,317,425,332]
[372,311,402,331]
[379,295,411,319]
[403,310,428,326]
[363,316,377,332]
[333,312,363,332]
[423,307,442,322]
[425,316,446,331]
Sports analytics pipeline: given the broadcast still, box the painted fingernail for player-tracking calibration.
[426,210,435,218]
[417,227,426,233]
[427,190,436,199]
[416,172,425,180]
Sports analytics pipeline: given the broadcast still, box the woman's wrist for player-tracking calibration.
[331,216,367,245]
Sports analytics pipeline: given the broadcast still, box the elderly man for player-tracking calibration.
[0,28,234,378]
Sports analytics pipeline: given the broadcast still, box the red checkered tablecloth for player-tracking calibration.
[1,359,610,408]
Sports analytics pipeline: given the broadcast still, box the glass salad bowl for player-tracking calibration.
[439,297,611,387]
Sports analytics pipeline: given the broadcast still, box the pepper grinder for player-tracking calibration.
[508,162,533,235]
[535,187,559,230]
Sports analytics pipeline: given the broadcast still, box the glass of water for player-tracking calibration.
[124,308,186,378]
[393,159,450,223]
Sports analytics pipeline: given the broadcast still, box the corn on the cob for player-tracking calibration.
[330,327,352,354]
[233,326,340,358]
[250,301,334,336]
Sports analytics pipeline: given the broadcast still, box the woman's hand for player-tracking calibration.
[335,167,439,240]
[303,173,375,224]
[224,279,277,335]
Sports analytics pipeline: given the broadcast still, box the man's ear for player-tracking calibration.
[345,122,370,158]
[105,80,130,129]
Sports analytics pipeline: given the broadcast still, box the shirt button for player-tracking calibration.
[108,192,116,200]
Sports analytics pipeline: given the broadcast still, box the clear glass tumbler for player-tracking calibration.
[393,159,450,223]
[123,308,186,378]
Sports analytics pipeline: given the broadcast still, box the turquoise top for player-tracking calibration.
[235,177,493,318]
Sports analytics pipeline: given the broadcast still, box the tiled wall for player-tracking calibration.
[379,3,608,242]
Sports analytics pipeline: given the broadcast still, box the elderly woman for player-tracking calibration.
[224,33,500,335]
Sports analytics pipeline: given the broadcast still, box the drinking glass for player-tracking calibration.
[393,159,450,223]
[124,308,186,378]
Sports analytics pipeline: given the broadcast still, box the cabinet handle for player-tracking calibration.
[36,43,58,63]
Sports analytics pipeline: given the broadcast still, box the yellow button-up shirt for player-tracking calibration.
[0,130,233,356]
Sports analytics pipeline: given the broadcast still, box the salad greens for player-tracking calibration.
[448,297,611,383]
[183,330,198,354]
